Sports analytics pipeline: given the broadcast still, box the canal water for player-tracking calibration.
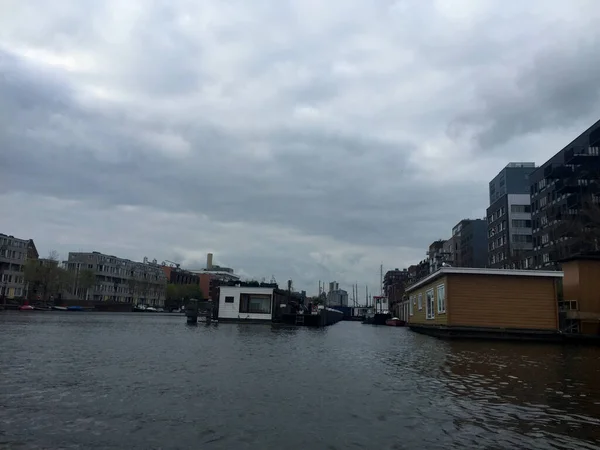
[1,313,599,450]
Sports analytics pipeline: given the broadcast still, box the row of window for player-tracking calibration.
[0,286,24,297]
[487,207,506,223]
[408,285,446,318]
[1,274,25,284]
[511,204,531,213]
[490,252,507,265]
[0,249,26,260]
[0,237,28,248]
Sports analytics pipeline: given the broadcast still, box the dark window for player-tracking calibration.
[239,294,271,314]
[511,204,531,213]
[225,296,234,303]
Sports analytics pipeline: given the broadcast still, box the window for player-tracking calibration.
[239,294,271,314]
[437,285,445,314]
[409,296,414,316]
[511,204,531,213]
[426,289,435,319]
[512,219,532,228]
[225,296,234,303]
[417,293,423,310]
[542,234,549,245]
[512,234,532,243]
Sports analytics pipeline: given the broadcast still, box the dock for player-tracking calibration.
[277,308,343,327]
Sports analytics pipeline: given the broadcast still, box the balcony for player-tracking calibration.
[564,146,600,165]
[548,165,574,180]
[566,194,581,209]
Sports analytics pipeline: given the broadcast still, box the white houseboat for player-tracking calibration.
[218,286,275,323]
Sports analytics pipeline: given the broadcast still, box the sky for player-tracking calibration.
[1,0,599,297]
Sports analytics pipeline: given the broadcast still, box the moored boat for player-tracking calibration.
[67,306,84,311]
[385,317,405,327]
[52,306,68,311]
[18,305,35,311]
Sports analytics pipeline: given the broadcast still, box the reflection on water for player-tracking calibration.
[1,312,599,449]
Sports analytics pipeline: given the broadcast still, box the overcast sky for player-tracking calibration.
[1,1,599,296]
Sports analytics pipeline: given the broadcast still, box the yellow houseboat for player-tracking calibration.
[402,267,563,340]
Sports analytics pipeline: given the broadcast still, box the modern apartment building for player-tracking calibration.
[451,219,488,268]
[64,252,167,306]
[486,163,537,268]
[0,233,38,299]
[529,120,600,269]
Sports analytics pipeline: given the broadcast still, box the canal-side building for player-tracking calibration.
[529,119,600,269]
[217,285,275,322]
[64,252,167,306]
[404,267,562,338]
[451,219,488,268]
[486,162,536,269]
[0,233,38,300]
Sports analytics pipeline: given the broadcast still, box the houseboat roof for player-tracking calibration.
[558,253,600,263]
[405,267,563,293]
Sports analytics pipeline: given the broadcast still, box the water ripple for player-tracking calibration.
[1,313,599,449]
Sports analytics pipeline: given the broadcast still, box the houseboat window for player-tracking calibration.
[239,294,271,314]
[418,293,423,310]
[437,285,445,313]
[409,296,414,315]
[225,296,234,303]
[426,289,435,319]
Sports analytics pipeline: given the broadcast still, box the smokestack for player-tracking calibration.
[207,253,213,270]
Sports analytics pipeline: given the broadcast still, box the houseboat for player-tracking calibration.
[217,285,276,323]
[402,267,563,341]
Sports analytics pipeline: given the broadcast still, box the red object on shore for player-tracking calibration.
[385,318,405,327]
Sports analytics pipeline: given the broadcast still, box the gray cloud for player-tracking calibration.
[1,0,599,293]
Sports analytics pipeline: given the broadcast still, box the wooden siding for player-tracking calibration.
[564,260,600,315]
[407,276,448,326]
[447,274,558,330]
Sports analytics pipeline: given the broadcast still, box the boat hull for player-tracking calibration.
[385,319,406,327]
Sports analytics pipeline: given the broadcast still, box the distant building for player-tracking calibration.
[529,120,600,269]
[427,240,452,273]
[0,233,38,299]
[442,236,458,266]
[452,219,488,268]
[189,253,241,302]
[326,281,348,306]
[384,268,410,316]
[64,252,167,306]
[487,163,537,269]
[161,264,200,286]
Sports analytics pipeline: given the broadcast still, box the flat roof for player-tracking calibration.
[405,267,563,293]
[559,253,600,263]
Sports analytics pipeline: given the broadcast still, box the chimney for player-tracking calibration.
[207,253,213,270]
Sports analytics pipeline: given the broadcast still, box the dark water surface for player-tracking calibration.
[1,313,600,450]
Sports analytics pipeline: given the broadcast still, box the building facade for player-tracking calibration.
[427,240,451,273]
[452,219,488,268]
[529,120,600,269]
[383,268,410,305]
[487,163,536,269]
[64,252,167,306]
[0,233,38,300]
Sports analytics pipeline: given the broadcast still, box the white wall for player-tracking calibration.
[218,286,274,321]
